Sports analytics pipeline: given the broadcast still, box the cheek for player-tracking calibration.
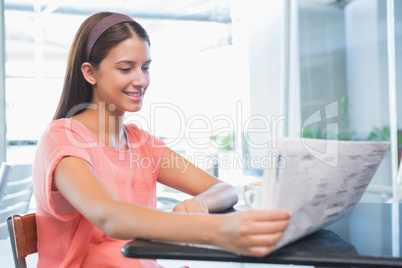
[110,77,129,89]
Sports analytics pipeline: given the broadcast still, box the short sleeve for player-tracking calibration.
[33,119,96,221]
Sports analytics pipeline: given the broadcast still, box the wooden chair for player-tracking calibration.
[7,213,37,268]
[0,162,33,238]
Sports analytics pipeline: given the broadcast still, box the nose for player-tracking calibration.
[132,69,149,89]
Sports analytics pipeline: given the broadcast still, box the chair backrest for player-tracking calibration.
[7,213,37,268]
[0,163,33,239]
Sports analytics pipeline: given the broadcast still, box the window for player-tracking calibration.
[3,0,401,203]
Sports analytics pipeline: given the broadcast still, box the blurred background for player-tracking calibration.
[1,0,402,204]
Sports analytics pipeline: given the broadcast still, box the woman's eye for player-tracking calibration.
[142,66,150,71]
[119,68,131,72]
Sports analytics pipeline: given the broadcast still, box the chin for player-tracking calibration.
[127,105,142,113]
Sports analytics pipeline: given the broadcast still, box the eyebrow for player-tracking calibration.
[115,59,152,65]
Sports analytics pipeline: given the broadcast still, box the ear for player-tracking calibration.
[81,62,97,85]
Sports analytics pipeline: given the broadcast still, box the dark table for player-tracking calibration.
[122,203,402,268]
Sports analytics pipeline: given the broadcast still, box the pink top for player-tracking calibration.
[33,118,165,267]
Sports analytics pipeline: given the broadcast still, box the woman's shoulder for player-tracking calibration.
[46,118,92,135]
[48,118,85,130]
[40,118,96,147]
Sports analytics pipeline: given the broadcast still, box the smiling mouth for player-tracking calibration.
[124,92,142,97]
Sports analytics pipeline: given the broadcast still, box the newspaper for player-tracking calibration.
[262,138,390,249]
[151,138,390,254]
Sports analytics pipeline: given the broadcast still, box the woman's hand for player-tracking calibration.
[215,210,291,257]
[172,198,209,214]
[158,148,238,213]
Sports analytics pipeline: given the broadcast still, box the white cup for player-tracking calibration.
[244,181,263,209]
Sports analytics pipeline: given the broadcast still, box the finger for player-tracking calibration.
[245,244,276,257]
[200,201,209,213]
[190,200,208,214]
[173,199,209,214]
[172,204,186,213]
[187,199,208,214]
[242,232,285,247]
[247,219,289,234]
[174,200,193,213]
[246,209,291,221]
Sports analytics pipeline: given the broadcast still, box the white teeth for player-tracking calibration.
[125,92,141,97]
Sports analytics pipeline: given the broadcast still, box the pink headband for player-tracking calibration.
[86,13,135,62]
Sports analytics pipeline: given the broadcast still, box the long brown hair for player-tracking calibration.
[53,12,150,120]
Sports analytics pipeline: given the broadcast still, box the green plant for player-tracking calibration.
[211,132,235,151]
[367,126,402,144]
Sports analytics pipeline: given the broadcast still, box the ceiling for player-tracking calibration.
[3,0,232,23]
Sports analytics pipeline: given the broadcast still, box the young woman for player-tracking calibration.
[33,12,290,267]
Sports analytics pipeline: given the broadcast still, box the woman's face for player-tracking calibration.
[91,36,151,115]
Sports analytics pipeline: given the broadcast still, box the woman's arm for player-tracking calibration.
[157,147,238,213]
[53,155,290,257]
